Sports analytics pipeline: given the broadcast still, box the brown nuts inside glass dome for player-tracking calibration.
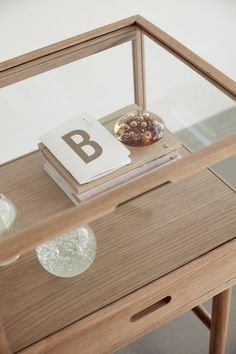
[114,110,165,146]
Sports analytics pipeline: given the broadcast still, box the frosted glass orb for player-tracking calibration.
[114,109,165,146]
[36,225,96,278]
[0,194,20,266]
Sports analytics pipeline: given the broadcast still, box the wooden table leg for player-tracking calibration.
[209,288,232,354]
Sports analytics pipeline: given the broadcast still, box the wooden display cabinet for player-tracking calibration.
[0,15,236,354]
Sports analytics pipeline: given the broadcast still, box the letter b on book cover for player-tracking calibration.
[40,113,130,184]
[62,130,103,163]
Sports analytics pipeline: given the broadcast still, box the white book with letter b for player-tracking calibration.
[40,113,131,184]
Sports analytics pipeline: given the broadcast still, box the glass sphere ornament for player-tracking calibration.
[0,194,20,266]
[36,225,96,278]
[114,109,165,146]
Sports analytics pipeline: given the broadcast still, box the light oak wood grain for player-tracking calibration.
[132,29,146,109]
[18,238,236,354]
[192,305,211,330]
[0,132,236,262]
[209,288,232,354]
[1,161,236,352]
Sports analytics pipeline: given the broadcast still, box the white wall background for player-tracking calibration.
[0,0,236,163]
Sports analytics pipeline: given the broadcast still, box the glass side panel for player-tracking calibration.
[144,35,236,149]
[0,41,134,164]
[144,34,236,189]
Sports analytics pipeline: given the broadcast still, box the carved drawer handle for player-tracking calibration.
[130,296,172,322]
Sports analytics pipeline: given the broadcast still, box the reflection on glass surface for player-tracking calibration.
[0,42,134,164]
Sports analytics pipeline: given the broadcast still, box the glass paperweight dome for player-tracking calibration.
[36,225,96,278]
[0,194,20,266]
[114,109,165,146]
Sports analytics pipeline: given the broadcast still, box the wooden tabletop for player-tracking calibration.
[1,149,236,352]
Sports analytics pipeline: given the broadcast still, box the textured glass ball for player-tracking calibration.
[0,194,20,266]
[114,109,165,146]
[36,225,96,278]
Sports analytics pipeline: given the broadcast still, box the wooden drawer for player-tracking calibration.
[18,237,236,354]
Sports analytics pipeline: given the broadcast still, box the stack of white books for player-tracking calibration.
[39,109,181,205]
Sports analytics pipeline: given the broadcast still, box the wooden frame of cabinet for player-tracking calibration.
[0,15,236,354]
